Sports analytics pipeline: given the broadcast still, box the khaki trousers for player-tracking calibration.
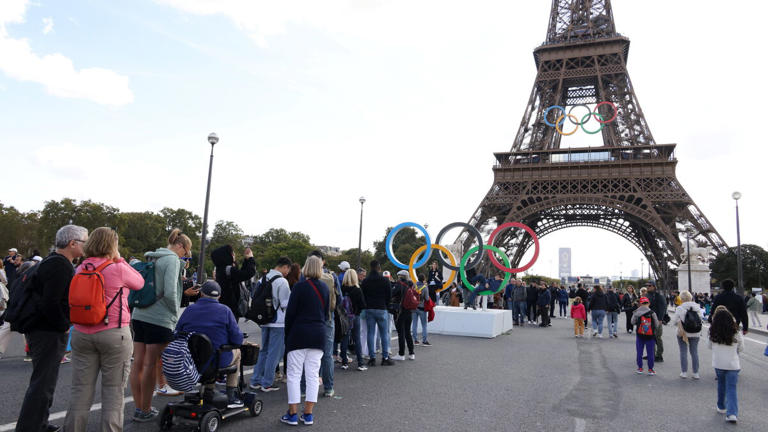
[64,326,132,432]
[573,319,585,336]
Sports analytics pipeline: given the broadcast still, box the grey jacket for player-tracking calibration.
[630,305,659,331]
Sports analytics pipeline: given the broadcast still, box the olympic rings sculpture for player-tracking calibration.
[543,101,617,135]
[384,221,540,294]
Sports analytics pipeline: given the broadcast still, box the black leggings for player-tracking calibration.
[396,311,414,356]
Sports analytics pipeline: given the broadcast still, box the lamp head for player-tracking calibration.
[208,132,219,145]
[359,196,366,204]
[731,191,741,201]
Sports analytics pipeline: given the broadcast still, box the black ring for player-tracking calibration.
[567,104,592,125]
[435,222,484,271]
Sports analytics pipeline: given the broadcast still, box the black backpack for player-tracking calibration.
[4,255,67,333]
[682,306,702,333]
[246,275,281,325]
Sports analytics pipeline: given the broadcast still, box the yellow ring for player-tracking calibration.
[555,114,580,136]
[408,244,457,293]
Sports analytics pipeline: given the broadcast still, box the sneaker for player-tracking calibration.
[227,397,244,409]
[715,406,726,414]
[45,424,62,432]
[413,340,420,345]
[24,355,32,362]
[367,359,376,367]
[636,368,644,374]
[357,365,368,371]
[422,341,431,346]
[680,372,688,379]
[261,385,280,393]
[725,415,737,423]
[156,384,182,396]
[280,412,299,425]
[381,358,395,366]
[647,369,656,376]
[596,334,603,338]
[132,408,158,422]
[592,332,597,338]
[408,354,415,360]
[300,413,314,425]
[248,383,262,391]
[391,355,405,361]
[60,355,71,364]
[692,373,700,380]
[323,389,334,397]
[340,364,349,370]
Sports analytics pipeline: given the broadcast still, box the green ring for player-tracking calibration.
[580,112,605,134]
[459,244,511,295]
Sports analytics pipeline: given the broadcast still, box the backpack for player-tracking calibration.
[69,260,121,326]
[334,300,351,344]
[682,307,702,333]
[128,260,161,309]
[636,311,655,336]
[161,332,200,392]
[340,293,355,319]
[402,285,420,311]
[5,255,67,333]
[246,275,281,325]
[225,266,252,317]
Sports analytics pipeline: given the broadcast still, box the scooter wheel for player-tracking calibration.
[249,399,263,417]
[200,411,220,432]
[159,405,173,430]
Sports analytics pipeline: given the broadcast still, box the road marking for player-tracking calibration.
[574,417,586,432]
[0,397,133,432]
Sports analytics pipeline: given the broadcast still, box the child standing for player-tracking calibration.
[631,297,659,375]
[708,305,744,423]
[571,297,586,337]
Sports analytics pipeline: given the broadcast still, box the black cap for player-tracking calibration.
[201,280,221,297]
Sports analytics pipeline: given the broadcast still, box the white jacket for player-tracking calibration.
[669,301,704,337]
[708,331,743,370]
[263,269,291,328]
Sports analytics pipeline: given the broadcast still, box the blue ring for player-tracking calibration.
[543,105,567,127]
[385,222,432,269]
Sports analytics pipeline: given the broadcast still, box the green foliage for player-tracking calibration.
[521,275,560,286]
[0,203,44,256]
[115,212,167,259]
[38,198,120,244]
[325,248,375,273]
[710,244,768,290]
[373,227,430,275]
[248,228,314,272]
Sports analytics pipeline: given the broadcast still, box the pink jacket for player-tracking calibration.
[571,303,587,320]
[73,257,144,334]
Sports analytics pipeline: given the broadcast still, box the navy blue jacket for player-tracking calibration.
[176,297,243,367]
[285,278,329,353]
[361,271,391,310]
[503,283,515,301]
[537,289,551,307]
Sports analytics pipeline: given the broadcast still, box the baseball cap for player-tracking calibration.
[645,281,656,287]
[396,270,409,278]
[382,270,391,277]
[200,280,221,297]
[338,261,350,271]
[9,248,17,253]
[638,296,650,304]
[31,256,43,262]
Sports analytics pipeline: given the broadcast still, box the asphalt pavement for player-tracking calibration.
[1,313,766,432]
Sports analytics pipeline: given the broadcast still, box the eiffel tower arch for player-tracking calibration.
[459,0,727,284]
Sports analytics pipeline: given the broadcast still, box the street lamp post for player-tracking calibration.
[640,258,644,283]
[733,191,744,294]
[686,228,693,293]
[197,132,218,283]
[357,196,366,270]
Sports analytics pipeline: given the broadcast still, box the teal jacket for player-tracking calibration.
[131,248,183,330]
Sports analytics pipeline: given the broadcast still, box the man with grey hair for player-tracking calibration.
[15,224,87,432]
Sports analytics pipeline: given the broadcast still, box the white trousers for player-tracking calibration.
[0,321,11,354]
[287,348,323,404]
[749,310,762,327]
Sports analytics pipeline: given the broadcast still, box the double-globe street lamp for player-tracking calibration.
[732,191,744,294]
[357,196,366,271]
[197,132,218,283]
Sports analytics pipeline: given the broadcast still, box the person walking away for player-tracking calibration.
[210,245,256,320]
[571,297,586,337]
[129,229,190,422]
[411,275,430,346]
[645,281,667,362]
[249,257,292,392]
[340,269,367,370]
[64,228,144,431]
[669,290,704,380]
[575,283,589,327]
[557,286,569,318]
[281,256,329,426]
[708,306,744,423]
[745,292,761,328]
[587,286,608,338]
[309,250,340,398]
[537,284,551,327]
[708,279,748,335]
[631,297,659,375]
[622,285,638,334]
[526,282,538,324]
[605,285,621,338]
[391,270,416,360]
[14,225,87,432]
[548,284,557,318]
[360,260,394,366]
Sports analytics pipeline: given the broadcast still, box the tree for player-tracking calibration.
[38,198,119,243]
[0,203,43,256]
[116,212,167,258]
[325,248,375,274]
[249,228,314,271]
[373,227,430,275]
[710,245,768,291]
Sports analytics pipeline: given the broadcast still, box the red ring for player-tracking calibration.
[486,222,540,273]
[594,101,617,124]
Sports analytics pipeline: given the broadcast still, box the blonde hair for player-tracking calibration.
[168,228,192,256]
[640,287,647,296]
[680,290,692,302]
[302,256,323,279]
[342,269,359,287]
[84,227,119,258]
[574,297,582,304]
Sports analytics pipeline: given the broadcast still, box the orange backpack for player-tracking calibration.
[69,260,120,326]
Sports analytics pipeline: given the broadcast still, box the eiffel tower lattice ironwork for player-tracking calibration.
[458,0,727,282]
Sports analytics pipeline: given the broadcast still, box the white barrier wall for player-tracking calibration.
[429,306,513,338]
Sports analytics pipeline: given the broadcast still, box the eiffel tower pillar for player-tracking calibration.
[459,0,727,286]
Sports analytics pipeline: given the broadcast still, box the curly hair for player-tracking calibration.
[709,306,738,345]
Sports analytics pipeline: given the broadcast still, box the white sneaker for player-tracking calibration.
[391,355,405,361]
[725,415,737,423]
[156,384,182,396]
[596,334,603,338]
[715,406,726,414]
[692,373,700,380]
[680,372,688,379]
[408,354,415,360]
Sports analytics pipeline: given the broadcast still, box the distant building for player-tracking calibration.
[558,248,572,280]
[631,269,639,278]
[317,245,342,257]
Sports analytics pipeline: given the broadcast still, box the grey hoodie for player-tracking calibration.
[131,248,183,330]
[630,305,659,338]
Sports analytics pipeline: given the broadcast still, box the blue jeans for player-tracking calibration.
[513,301,527,324]
[340,315,363,366]
[677,336,699,373]
[464,290,476,308]
[591,310,606,334]
[411,309,427,343]
[250,326,285,388]
[321,318,334,391]
[606,312,619,336]
[715,368,739,417]
[365,309,390,360]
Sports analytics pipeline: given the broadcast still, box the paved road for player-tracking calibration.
[1,314,766,431]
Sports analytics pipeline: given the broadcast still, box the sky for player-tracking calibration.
[1,0,766,281]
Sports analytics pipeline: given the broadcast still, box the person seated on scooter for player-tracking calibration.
[176,280,244,408]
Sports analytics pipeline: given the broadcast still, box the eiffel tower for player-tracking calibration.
[459,0,727,284]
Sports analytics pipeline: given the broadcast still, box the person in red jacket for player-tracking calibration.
[571,297,587,337]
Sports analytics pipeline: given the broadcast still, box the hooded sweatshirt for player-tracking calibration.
[131,248,183,330]
[211,245,256,319]
[630,305,659,340]
[669,301,704,338]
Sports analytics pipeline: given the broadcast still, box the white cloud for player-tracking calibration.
[42,17,53,35]
[0,0,133,106]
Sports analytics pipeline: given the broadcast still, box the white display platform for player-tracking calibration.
[677,263,711,294]
[429,305,514,338]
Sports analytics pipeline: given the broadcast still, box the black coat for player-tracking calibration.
[709,290,749,330]
[588,291,608,311]
[575,288,589,305]
[210,245,256,319]
[28,253,74,333]
[341,284,366,316]
[526,285,538,303]
[361,271,391,310]
[646,290,667,321]
[605,291,621,313]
